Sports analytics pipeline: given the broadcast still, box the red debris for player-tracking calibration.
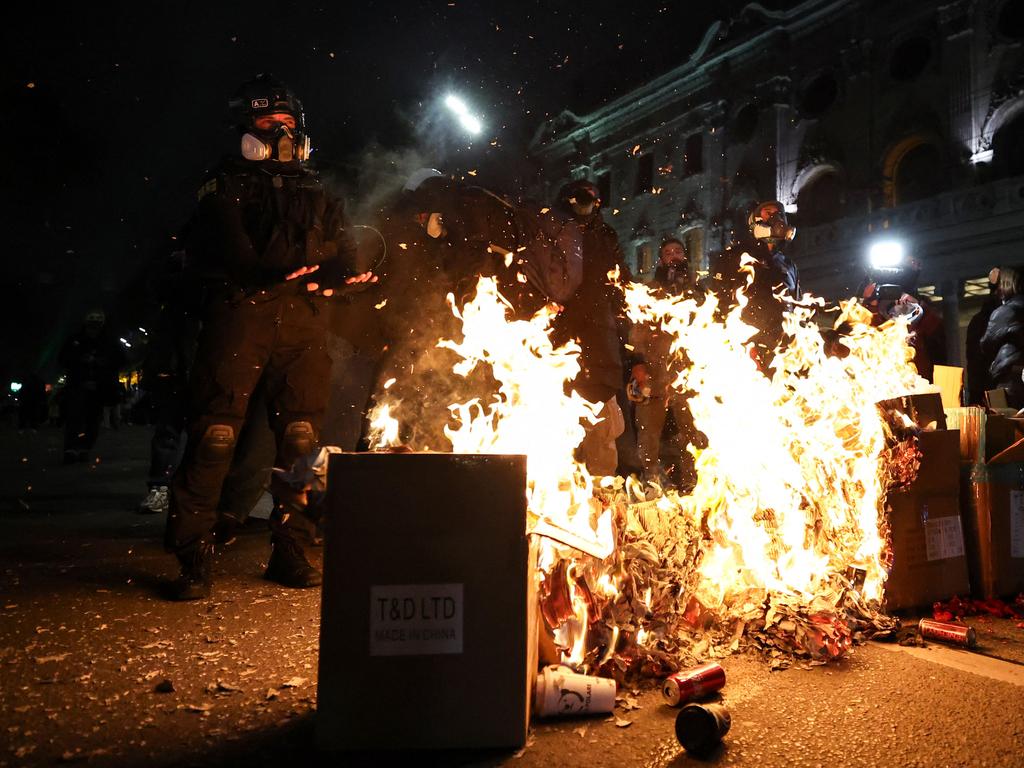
[932,594,1024,621]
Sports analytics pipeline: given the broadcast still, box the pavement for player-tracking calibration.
[2,424,1024,767]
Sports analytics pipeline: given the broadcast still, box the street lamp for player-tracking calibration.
[444,94,483,136]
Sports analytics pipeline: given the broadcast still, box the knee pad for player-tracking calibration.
[281,420,317,463]
[197,424,235,463]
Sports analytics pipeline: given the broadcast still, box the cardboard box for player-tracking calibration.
[317,453,536,751]
[944,406,1023,464]
[944,407,1024,597]
[877,392,947,431]
[885,429,971,610]
[963,439,1024,598]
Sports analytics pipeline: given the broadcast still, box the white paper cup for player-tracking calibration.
[534,664,616,717]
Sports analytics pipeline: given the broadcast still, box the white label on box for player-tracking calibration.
[1011,491,1024,558]
[924,515,965,562]
[369,583,464,656]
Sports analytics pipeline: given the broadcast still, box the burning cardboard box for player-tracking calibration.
[317,452,536,751]
[880,394,969,611]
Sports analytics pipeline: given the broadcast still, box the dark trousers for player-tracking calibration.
[218,380,276,524]
[165,294,331,552]
[63,386,104,453]
[147,383,187,488]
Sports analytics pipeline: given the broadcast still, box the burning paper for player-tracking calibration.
[367,269,936,674]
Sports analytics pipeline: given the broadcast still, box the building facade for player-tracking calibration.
[529,0,1024,364]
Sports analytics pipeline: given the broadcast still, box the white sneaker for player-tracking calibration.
[138,486,169,515]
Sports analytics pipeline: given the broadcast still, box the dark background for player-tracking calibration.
[0,0,792,382]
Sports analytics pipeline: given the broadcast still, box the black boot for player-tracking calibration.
[166,540,214,600]
[265,539,322,588]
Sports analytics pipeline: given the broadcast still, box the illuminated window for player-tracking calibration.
[636,243,653,274]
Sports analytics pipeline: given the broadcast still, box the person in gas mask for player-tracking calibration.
[857,253,947,382]
[163,73,375,600]
[629,238,703,486]
[550,178,630,476]
[58,309,126,464]
[707,200,799,366]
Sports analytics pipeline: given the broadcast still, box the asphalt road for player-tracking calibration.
[2,425,1024,767]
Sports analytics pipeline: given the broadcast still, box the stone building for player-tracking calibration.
[529,0,1024,364]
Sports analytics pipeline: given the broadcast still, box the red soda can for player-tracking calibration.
[662,662,726,707]
[918,618,977,648]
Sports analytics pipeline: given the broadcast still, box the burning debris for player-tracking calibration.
[363,267,937,677]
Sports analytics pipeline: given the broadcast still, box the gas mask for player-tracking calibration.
[240,123,311,163]
[748,203,796,246]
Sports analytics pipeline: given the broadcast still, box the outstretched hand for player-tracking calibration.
[285,265,377,297]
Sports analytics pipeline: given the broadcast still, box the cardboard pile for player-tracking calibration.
[945,407,1024,598]
[317,452,535,751]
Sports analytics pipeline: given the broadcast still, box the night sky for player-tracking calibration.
[1,0,791,380]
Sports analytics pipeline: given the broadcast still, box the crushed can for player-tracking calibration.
[661,662,726,707]
[918,618,977,649]
[675,702,731,756]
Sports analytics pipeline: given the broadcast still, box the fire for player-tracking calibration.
[366,402,401,450]
[620,269,934,619]
[366,262,935,670]
[438,277,614,564]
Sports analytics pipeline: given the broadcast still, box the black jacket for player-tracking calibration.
[187,157,358,294]
[706,238,799,357]
[965,291,1000,404]
[981,294,1024,385]
[551,213,629,403]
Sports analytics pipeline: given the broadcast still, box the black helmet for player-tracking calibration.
[747,200,795,244]
[556,179,602,210]
[228,73,306,134]
[229,74,311,163]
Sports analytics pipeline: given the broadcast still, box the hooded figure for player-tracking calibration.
[706,200,800,366]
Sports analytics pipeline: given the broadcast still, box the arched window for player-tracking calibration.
[894,144,943,205]
[796,170,846,226]
[992,109,1024,178]
[883,136,945,206]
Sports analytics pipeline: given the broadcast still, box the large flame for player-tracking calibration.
[438,278,614,566]
[369,264,935,668]
[621,270,933,615]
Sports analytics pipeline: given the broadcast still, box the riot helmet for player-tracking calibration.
[556,179,602,217]
[747,200,795,246]
[229,73,311,163]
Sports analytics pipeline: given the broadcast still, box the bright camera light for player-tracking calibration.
[869,240,904,270]
[444,93,483,136]
[10,381,22,394]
